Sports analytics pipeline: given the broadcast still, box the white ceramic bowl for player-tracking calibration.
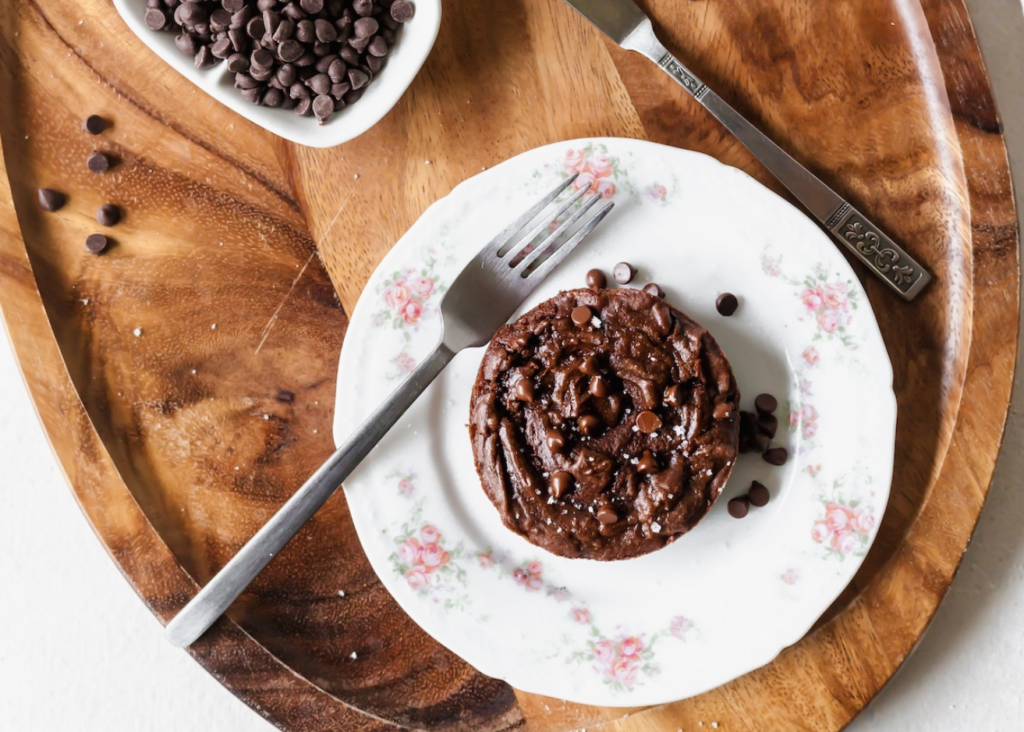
[112,0,441,147]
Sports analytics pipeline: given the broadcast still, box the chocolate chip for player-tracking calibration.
[637,450,659,475]
[354,16,378,37]
[753,431,772,454]
[596,504,618,525]
[588,375,609,398]
[347,68,369,90]
[754,393,778,415]
[550,471,574,499]
[82,114,107,135]
[96,204,121,227]
[312,94,335,122]
[713,401,732,420]
[727,497,749,519]
[643,283,664,298]
[580,355,601,377]
[636,410,662,434]
[738,410,758,452]
[716,292,739,316]
[514,378,535,403]
[586,268,607,290]
[300,0,323,11]
[664,384,684,407]
[86,150,110,174]
[763,447,788,466]
[757,413,778,438]
[38,188,66,212]
[578,414,602,436]
[546,429,565,454]
[368,37,389,58]
[308,73,332,95]
[613,261,635,284]
[571,305,592,327]
[387,0,412,21]
[144,8,167,30]
[85,234,109,254]
[748,481,770,507]
[353,0,373,15]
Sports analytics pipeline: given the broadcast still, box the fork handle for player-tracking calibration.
[625,24,931,300]
[165,341,456,648]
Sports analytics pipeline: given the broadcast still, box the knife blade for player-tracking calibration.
[561,0,931,300]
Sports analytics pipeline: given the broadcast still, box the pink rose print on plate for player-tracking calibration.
[618,637,644,659]
[801,287,825,311]
[383,282,411,310]
[646,183,668,201]
[405,565,430,590]
[559,144,629,200]
[790,403,820,442]
[410,275,434,298]
[761,247,860,347]
[761,254,782,277]
[781,568,799,585]
[398,537,422,565]
[373,248,450,347]
[803,347,819,366]
[592,639,616,664]
[669,616,693,638]
[399,299,423,325]
[477,552,494,568]
[609,656,639,686]
[568,616,690,693]
[389,509,467,606]
[512,564,543,592]
[811,488,877,560]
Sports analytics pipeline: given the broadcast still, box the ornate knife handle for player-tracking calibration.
[644,44,932,300]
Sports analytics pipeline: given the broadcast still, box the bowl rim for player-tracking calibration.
[111,0,442,148]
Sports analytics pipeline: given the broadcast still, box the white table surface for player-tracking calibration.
[1,2,1022,729]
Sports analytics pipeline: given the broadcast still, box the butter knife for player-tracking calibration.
[562,0,932,300]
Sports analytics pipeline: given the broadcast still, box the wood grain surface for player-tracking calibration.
[0,0,1016,730]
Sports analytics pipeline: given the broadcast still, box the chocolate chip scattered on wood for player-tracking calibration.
[82,115,107,135]
[143,0,416,125]
[38,188,66,212]
[87,150,111,174]
[85,234,110,254]
[96,203,121,227]
[716,292,739,316]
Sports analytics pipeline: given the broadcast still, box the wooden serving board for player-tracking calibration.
[0,0,1017,729]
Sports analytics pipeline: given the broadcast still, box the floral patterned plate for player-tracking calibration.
[333,138,895,706]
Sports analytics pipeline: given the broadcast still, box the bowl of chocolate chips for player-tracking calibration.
[113,0,440,146]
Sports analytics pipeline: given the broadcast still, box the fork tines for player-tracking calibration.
[490,173,613,281]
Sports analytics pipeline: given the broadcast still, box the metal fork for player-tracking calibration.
[165,173,614,647]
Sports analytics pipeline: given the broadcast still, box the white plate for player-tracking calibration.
[333,138,895,706]
[112,0,441,148]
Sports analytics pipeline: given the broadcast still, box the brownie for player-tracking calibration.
[469,288,740,561]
